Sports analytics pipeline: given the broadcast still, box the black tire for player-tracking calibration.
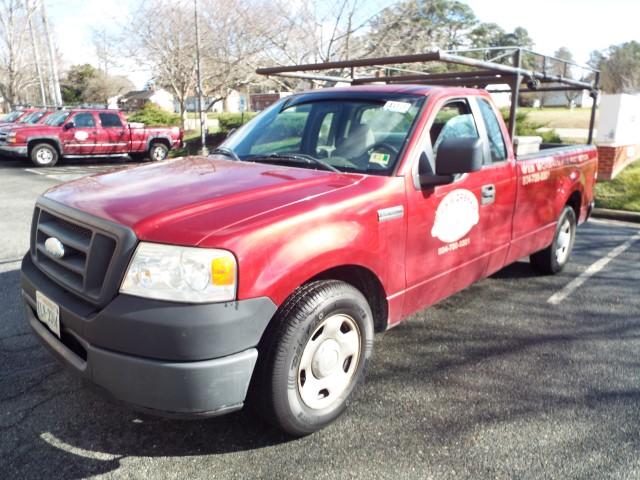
[254,280,374,436]
[530,206,577,274]
[30,143,59,167]
[148,142,169,162]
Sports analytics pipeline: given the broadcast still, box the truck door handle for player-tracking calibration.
[481,184,495,205]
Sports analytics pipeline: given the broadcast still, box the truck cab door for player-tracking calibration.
[402,97,516,317]
[98,112,128,154]
[61,112,99,156]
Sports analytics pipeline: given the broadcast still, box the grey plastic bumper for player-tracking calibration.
[21,253,278,417]
[24,299,257,415]
[0,145,27,157]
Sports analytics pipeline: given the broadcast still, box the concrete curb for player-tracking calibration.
[592,208,640,224]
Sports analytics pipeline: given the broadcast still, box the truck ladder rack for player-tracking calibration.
[256,47,600,144]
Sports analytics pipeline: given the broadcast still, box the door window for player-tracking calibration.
[429,101,479,155]
[73,113,95,128]
[317,112,335,147]
[99,112,123,128]
[477,99,507,162]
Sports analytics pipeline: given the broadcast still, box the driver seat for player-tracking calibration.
[333,123,375,166]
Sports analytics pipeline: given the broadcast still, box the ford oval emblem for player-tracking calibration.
[44,237,65,258]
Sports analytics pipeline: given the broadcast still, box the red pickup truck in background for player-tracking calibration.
[3,109,53,126]
[0,108,182,166]
[0,108,42,127]
[20,50,599,436]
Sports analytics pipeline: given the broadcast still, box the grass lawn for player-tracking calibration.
[595,159,640,212]
[519,107,597,129]
[170,130,226,157]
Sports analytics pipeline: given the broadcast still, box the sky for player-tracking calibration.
[462,0,640,66]
[46,0,640,89]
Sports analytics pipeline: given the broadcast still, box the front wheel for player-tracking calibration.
[530,206,577,274]
[30,143,59,167]
[255,280,374,436]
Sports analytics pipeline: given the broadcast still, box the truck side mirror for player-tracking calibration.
[418,151,454,188]
[63,121,75,130]
[435,137,484,176]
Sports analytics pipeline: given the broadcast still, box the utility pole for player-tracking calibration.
[26,0,47,106]
[40,0,62,106]
[194,0,207,155]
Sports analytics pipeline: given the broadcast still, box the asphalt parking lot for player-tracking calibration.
[1,158,639,479]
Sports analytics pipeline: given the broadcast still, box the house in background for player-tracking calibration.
[118,87,175,112]
[181,90,253,113]
[249,92,292,111]
[541,89,594,108]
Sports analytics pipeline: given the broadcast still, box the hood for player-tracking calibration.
[43,156,364,245]
[2,122,43,132]
[10,123,60,134]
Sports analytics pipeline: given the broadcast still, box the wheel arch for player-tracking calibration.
[565,189,582,221]
[307,265,388,333]
[147,136,171,151]
[27,137,61,156]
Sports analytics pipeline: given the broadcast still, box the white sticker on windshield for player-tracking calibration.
[383,101,412,113]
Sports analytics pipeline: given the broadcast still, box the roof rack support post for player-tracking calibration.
[508,48,522,143]
[588,71,600,145]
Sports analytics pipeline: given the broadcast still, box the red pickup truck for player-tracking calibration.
[0,108,40,127]
[0,108,182,166]
[20,84,597,435]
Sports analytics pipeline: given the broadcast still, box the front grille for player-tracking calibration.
[30,197,137,307]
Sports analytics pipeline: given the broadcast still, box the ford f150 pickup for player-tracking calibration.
[0,108,183,166]
[20,51,599,436]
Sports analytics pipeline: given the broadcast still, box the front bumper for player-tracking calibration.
[0,144,27,157]
[21,254,277,417]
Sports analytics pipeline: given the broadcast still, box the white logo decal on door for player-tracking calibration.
[74,131,89,141]
[431,189,479,243]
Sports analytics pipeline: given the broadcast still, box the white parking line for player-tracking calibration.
[548,231,640,305]
[24,168,47,176]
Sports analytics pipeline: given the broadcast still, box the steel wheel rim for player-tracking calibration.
[36,148,53,164]
[297,313,361,410]
[152,147,166,161]
[556,218,572,264]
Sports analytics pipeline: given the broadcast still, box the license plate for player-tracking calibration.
[36,291,60,338]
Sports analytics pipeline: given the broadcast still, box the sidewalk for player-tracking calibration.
[592,208,640,224]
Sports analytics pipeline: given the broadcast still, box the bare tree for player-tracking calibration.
[255,0,377,86]
[0,0,40,110]
[123,0,197,128]
[197,0,279,109]
[91,26,120,75]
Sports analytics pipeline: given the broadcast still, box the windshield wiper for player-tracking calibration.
[249,153,340,173]
[210,146,240,161]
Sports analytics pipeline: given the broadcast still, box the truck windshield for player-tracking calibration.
[3,111,22,122]
[18,111,45,124]
[44,111,70,126]
[221,95,424,174]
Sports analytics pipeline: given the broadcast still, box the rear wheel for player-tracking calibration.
[254,280,374,436]
[30,143,59,167]
[148,142,169,162]
[530,206,577,274]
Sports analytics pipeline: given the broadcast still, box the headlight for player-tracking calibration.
[120,242,237,303]
[6,132,16,144]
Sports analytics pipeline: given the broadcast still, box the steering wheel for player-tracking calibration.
[367,142,399,156]
[364,142,400,170]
